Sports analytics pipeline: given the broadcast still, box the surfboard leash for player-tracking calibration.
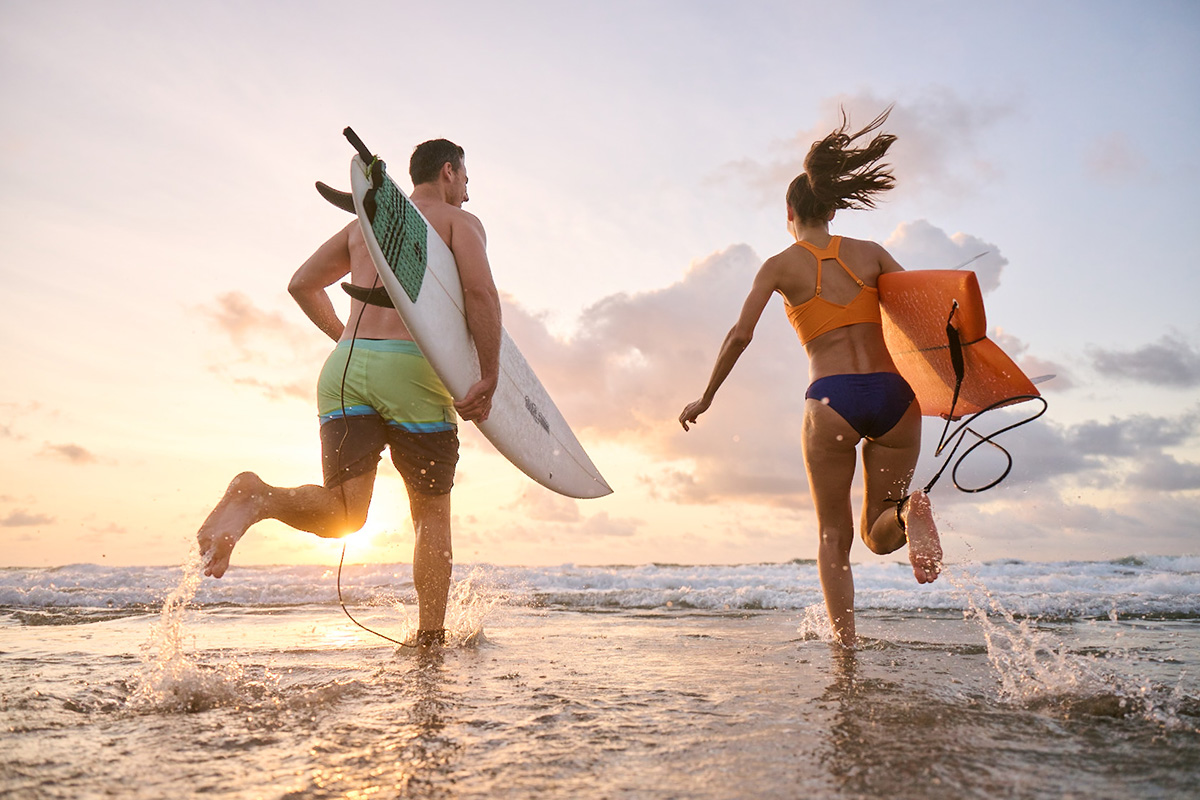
[327,136,422,648]
[331,270,421,649]
[920,301,1049,495]
[921,393,1048,495]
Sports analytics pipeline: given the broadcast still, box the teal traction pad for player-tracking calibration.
[371,175,429,302]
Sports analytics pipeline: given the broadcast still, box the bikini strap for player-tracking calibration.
[826,237,866,288]
[796,238,837,297]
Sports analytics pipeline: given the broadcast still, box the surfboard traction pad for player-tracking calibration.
[370,175,429,303]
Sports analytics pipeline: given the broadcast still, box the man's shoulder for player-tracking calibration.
[448,205,484,232]
[417,199,482,230]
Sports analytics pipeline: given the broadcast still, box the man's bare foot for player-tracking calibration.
[902,490,942,584]
[197,472,267,578]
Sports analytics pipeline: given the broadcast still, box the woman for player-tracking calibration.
[679,109,941,647]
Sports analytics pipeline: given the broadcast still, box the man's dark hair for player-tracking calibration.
[409,139,465,185]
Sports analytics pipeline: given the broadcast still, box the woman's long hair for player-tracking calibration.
[787,106,897,222]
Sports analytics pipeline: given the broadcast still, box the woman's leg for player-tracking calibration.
[861,402,941,583]
[803,398,862,647]
[860,401,920,555]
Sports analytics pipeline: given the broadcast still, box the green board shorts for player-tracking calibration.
[317,339,459,495]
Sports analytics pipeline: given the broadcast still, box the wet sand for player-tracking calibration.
[4,598,1198,799]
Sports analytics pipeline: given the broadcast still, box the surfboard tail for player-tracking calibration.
[879,270,1039,419]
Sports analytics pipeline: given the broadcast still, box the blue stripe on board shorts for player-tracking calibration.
[316,339,459,494]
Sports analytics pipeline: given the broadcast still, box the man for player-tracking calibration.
[197,139,501,647]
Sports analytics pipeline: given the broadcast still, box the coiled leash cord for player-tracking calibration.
[333,272,416,647]
[920,301,1049,496]
[331,139,418,648]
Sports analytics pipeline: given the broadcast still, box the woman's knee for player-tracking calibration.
[817,526,854,557]
[861,510,906,555]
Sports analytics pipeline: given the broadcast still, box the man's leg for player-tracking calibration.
[198,468,377,578]
[407,488,453,634]
[386,425,459,642]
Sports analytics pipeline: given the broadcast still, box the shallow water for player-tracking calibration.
[3,558,1199,798]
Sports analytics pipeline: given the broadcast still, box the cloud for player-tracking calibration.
[1068,410,1200,458]
[1,509,55,527]
[499,241,1195,517]
[509,226,1071,507]
[581,511,639,538]
[992,330,1075,390]
[1127,453,1200,492]
[1089,333,1200,388]
[201,291,313,351]
[0,401,49,441]
[507,243,814,507]
[926,403,1200,500]
[197,291,332,402]
[883,219,1007,292]
[40,442,98,464]
[714,89,1016,206]
[510,485,581,523]
[1084,132,1149,182]
[230,375,314,403]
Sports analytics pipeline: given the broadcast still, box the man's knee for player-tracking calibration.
[322,473,375,536]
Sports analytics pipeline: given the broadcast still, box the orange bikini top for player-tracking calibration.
[784,236,882,345]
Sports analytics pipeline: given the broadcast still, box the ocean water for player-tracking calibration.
[2,555,1198,799]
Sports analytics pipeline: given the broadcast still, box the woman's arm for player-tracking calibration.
[874,241,906,274]
[679,261,778,431]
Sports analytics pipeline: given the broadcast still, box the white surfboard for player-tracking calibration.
[347,154,612,499]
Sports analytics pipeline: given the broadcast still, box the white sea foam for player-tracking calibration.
[2,555,1198,618]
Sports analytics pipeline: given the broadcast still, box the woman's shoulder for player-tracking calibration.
[836,236,898,280]
[839,236,897,263]
[836,235,886,255]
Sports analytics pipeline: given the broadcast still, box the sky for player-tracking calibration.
[2,0,1199,570]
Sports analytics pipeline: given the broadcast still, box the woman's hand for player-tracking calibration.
[679,397,711,431]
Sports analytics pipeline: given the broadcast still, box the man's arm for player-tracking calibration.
[451,212,502,422]
[288,223,353,342]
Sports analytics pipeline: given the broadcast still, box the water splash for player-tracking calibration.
[442,566,511,645]
[129,551,244,712]
[796,603,835,642]
[344,564,512,648]
[947,563,1194,727]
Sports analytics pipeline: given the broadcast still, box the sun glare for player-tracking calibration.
[342,477,413,563]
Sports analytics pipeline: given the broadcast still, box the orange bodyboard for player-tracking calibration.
[878,270,1037,419]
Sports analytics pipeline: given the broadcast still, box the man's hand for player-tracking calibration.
[455,377,498,423]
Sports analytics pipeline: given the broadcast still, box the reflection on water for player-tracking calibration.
[289,649,462,799]
[4,574,1198,799]
[817,627,1200,800]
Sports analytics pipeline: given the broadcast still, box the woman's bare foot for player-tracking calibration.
[902,490,942,584]
[197,472,268,578]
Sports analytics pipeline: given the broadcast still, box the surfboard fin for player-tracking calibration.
[316,181,356,213]
[340,282,395,308]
